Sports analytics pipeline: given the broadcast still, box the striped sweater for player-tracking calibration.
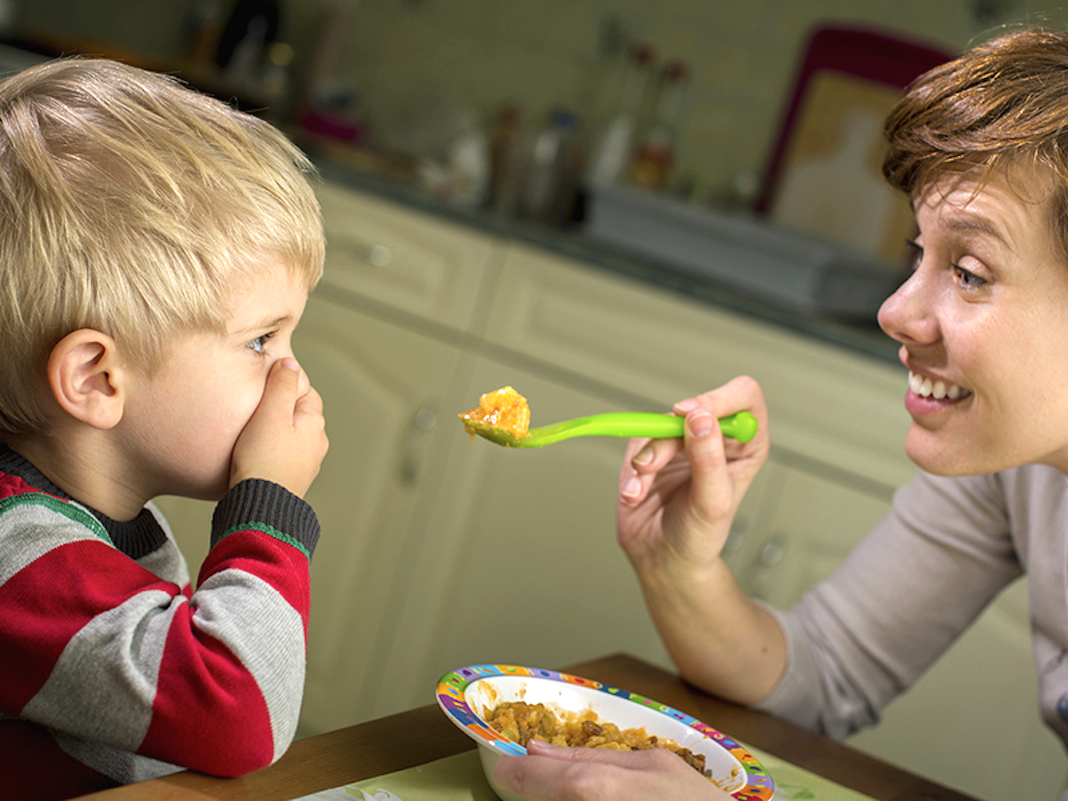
[0,445,320,800]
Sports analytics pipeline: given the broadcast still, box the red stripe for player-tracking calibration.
[138,611,275,776]
[198,529,311,629]
[0,718,117,800]
[0,539,179,712]
[0,473,62,501]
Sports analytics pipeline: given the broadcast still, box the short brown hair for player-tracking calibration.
[0,57,324,437]
[883,28,1068,230]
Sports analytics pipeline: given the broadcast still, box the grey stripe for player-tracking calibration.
[0,502,105,586]
[22,590,178,751]
[192,568,305,761]
[54,733,181,784]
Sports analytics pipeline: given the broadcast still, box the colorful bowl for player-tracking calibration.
[436,664,775,800]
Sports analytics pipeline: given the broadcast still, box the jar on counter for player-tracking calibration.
[630,59,690,191]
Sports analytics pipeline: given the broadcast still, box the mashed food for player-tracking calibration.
[486,701,707,776]
[459,386,531,440]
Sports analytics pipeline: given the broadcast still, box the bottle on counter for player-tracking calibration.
[516,107,582,225]
[447,110,491,207]
[586,42,656,187]
[489,103,525,215]
[629,59,690,191]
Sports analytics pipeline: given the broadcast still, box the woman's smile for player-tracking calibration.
[903,369,972,416]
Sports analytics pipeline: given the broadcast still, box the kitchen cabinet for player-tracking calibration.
[748,465,894,608]
[356,239,925,724]
[290,295,469,732]
[157,180,1065,800]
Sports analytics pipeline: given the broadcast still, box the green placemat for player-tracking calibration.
[291,745,876,801]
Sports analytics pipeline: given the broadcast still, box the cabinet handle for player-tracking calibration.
[759,536,787,567]
[366,244,393,268]
[722,520,747,555]
[334,237,393,269]
[400,403,439,484]
[748,536,786,599]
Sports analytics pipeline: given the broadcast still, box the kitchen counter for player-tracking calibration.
[310,153,903,368]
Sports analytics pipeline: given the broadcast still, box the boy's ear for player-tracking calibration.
[47,329,128,430]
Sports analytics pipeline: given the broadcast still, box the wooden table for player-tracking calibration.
[78,653,979,801]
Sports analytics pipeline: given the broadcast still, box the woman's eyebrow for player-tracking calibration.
[941,213,1016,252]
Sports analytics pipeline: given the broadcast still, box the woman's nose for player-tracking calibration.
[877,268,939,345]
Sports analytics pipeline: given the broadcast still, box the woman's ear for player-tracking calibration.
[47,329,128,430]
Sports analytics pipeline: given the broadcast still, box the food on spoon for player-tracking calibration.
[486,701,709,778]
[459,386,531,442]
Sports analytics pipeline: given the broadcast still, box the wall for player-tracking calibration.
[16,0,1067,203]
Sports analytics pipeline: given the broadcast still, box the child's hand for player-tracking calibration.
[230,358,328,498]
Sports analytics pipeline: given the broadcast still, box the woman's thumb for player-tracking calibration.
[682,407,732,522]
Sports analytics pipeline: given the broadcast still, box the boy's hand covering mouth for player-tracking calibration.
[230,359,329,498]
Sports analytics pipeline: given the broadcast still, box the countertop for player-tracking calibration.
[310,152,904,368]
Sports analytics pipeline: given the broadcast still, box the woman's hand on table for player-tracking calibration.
[616,375,769,578]
[494,740,734,801]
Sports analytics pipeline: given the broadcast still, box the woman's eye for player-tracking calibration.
[247,332,274,354]
[953,263,987,289]
[905,239,923,269]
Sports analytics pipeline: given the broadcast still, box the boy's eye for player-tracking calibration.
[247,332,274,354]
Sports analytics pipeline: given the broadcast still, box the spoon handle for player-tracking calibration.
[526,411,757,446]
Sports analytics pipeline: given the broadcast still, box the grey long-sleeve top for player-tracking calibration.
[754,464,1068,750]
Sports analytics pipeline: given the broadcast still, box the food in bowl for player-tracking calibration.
[436,664,775,801]
[486,700,707,774]
[459,386,530,441]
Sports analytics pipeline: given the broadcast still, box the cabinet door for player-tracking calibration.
[364,362,662,719]
[748,465,893,609]
[289,293,470,734]
[367,358,785,720]
[315,182,501,331]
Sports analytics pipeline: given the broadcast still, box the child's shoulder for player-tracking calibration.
[0,469,54,500]
[0,467,110,544]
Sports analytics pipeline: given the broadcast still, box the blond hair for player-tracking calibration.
[883,27,1068,245]
[0,57,324,437]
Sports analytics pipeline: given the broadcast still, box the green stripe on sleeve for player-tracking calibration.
[218,522,311,560]
[0,492,113,546]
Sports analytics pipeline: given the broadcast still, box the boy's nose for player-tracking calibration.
[877,269,939,346]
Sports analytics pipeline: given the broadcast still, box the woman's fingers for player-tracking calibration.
[494,740,733,801]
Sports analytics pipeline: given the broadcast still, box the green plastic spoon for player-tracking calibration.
[461,410,758,449]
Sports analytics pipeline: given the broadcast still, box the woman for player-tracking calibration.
[494,26,1068,801]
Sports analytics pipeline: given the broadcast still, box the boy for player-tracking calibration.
[0,57,329,799]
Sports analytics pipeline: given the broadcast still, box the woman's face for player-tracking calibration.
[878,165,1068,476]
